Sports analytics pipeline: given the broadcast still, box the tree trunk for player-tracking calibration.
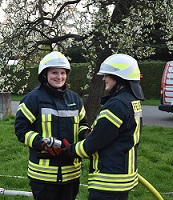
[84,75,104,126]
[0,93,12,119]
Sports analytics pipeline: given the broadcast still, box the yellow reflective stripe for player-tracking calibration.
[39,159,50,166]
[73,158,79,165]
[18,103,36,123]
[41,114,52,166]
[25,131,39,147]
[28,168,57,182]
[41,52,64,65]
[42,114,52,138]
[88,177,138,191]
[74,116,78,143]
[29,161,58,173]
[106,62,130,70]
[79,106,86,121]
[62,163,81,182]
[75,140,89,158]
[134,119,140,145]
[78,125,89,133]
[28,161,81,183]
[88,170,138,182]
[62,170,81,182]
[88,171,138,191]
[62,162,81,173]
[127,67,140,79]
[92,152,99,172]
[98,109,122,128]
[128,147,135,174]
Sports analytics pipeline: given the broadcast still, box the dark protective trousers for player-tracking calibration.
[88,189,129,200]
[29,179,79,200]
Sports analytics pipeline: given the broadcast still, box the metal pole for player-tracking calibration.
[0,188,33,196]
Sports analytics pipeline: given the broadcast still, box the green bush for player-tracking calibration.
[139,60,166,99]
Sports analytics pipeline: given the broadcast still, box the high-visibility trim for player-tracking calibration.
[28,168,57,182]
[62,170,81,182]
[62,163,81,182]
[40,114,52,166]
[88,171,138,191]
[75,140,89,158]
[106,62,130,70]
[128,147,135,174]
[29,161,58,173]
[92,152,99,172]
[97,109,122,128]
[41,108,78,117]
[127,67,140,79]
[25,131,39,147]
[39,159,50,166]
[79,106,86,121]
[133,119,140,145]
[18,103,36,123]
[74,116,79,143]
[88,178,138,191]
[41,114,52,138]
[28,161,81,183]
[62,163,81,173]
[40,52,64,65]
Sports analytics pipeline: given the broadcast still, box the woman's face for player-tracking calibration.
[47,68,67,89]
[102,75,116,92]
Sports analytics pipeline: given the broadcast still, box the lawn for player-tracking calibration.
[0,117,173,199]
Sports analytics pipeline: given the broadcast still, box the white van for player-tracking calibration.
[158,61,173,112]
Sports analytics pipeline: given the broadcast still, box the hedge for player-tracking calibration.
[12,61,167,99]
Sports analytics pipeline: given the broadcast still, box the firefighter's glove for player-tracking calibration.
[42,137,63,156]
[62,138,70,150]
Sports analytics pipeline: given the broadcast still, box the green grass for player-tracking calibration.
[0,118,173,199]
[141,99,160,106]
[11,95,23,101]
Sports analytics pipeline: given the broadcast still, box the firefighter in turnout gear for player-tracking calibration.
[60,54,145,200]
[14,51,89,200]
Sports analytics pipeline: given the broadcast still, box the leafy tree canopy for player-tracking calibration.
[0,0,172,124]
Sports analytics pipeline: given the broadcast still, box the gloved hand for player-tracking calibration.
[62,138,70,150]
[42,137,63,156]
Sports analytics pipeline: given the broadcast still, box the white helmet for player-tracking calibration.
[38,51,71,76]
[98,53,144,100]
[97,54,140,80]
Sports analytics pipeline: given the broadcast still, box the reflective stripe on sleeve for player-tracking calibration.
[25,131,39,147]
[18,103,36,123]
[79,106,86,121]
[75,140,89,158]
[97,109,122,128]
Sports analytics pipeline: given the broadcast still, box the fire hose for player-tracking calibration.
[138,174,164,200]
[0,174,164,199]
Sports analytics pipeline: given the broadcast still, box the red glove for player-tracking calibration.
[42,137,62,156]
[62,138,70,150]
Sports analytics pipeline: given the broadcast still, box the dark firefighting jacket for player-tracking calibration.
[15,83,88,184]
[68,87,142,192]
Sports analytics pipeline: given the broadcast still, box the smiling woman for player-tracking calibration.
[14,51,89,200]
